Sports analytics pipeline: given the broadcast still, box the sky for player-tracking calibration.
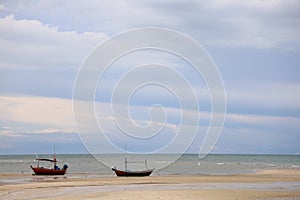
[0,0,300,155]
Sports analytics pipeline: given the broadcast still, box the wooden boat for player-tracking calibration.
[112,167,154,177]
[30,153,68,175]
[111,146,154,177]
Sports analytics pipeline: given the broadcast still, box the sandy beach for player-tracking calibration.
[1,169,300,200]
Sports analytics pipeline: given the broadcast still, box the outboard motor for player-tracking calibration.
[63,164,68,170]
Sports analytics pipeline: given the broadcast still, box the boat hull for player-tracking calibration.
[112,168,154,177]
[31,166,67,175]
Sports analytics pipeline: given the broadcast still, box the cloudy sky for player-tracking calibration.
[0,0,300,155]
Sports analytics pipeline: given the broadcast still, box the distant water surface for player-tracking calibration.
[0,154,299,175]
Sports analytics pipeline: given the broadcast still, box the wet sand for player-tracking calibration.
[1,169,300,200]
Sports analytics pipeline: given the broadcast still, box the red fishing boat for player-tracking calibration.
[30,154,68,175]
[112,146,154,177]
[112,167,154,177]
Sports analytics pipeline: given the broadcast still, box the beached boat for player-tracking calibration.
[111,146,154,177]
[30,154,68,176]
[112,167,154,177]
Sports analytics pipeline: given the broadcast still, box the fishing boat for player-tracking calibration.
[30,149,68,175]
[111,146,154,177]
[112,167,154,177]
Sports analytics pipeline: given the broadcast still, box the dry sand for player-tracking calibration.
[1,169,300,200]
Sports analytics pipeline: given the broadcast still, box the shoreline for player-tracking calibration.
[1,169,300,199]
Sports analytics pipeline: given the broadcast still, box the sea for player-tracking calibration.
[1,154,300,176]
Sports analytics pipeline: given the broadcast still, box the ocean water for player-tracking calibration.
[0,154,300,176]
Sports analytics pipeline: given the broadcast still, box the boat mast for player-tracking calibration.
[124,145,127,171]
[53,144,57,167]
[36,154,39,168]
[145,159,148,169]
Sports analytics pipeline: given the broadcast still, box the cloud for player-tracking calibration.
[0,126,21,137]
[0,94,300,154]
[136,0,300,48]
[0,95,74,129]
[0,126,75,138]
[1,92,299,135]
[0,15,108,70]
[0,4,5,11]
[30,128,75,135]
[0,95,181,134]
[2,1,299,49]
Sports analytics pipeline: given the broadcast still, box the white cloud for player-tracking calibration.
[0,126,21,137]
[0,126,74,137]
[2,0,299,50]
[2,94,298,138]
[0,15,108,70]
[30,128,75,135]
[0,4,5,11]
[0,95,74,128]
[0,95,181,135]
[0,94,299,153]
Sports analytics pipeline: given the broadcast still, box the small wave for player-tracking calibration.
[217,163,224,165]
[154,161,172,164]
[291,165,300,169]
[0,160,30,163]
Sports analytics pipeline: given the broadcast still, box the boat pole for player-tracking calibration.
[145,159,148,169]
[53,144,57,168]
[124,145,127,171]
